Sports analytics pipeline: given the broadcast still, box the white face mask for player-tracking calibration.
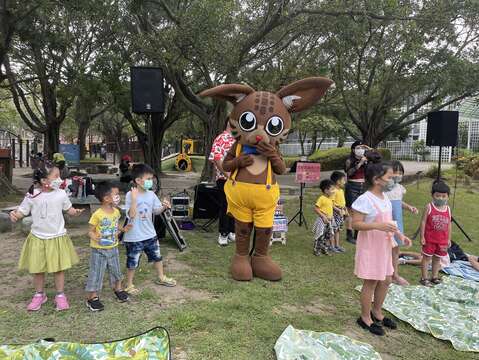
[354,148,365,157]
[50,178,63,190]
[112,195,121,206]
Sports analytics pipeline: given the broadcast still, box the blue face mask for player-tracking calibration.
[143,179,153,190]
[433,198,448,206]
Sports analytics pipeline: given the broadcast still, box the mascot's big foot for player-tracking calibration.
[251,228,282,281]
[230,222,253,281]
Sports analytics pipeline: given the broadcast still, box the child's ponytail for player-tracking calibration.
[28,168,49,195]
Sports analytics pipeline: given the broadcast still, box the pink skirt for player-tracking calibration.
[354,229,393,281]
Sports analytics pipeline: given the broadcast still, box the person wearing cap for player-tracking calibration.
[53,152,70,179]
[344,141,369,244]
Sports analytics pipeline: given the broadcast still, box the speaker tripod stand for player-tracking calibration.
[288,182,307,228]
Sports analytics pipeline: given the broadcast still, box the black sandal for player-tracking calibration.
[371,312,397,330]
[420,278,432,287]
[357,317,384,336]
[430,277,442,285]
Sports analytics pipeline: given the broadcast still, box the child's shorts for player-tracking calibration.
[332,210,344,231]
[422,242,448,257]
[85,247,122,292]
[125,237,162,269]
[312,217,333,239]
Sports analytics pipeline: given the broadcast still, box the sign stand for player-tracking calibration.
[288,182,307,228]
[288,162,321,229]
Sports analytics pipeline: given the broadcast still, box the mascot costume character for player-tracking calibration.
[200,77,334,281]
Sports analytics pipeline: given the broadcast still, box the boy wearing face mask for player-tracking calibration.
[312,180,336,256]
[419,181,451,286]
[86,182,131,311]
[385,161,418,285]
[123,164,176,295]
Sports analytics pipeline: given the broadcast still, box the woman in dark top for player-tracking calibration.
[344,141,369,244]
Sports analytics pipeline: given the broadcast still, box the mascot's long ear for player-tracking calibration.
[199,84,255,104]
[276,77,334,113]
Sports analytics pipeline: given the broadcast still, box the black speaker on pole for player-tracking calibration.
[426,111,459,147]
[130,66,165,114]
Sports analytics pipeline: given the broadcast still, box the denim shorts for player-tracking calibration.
[125,237,162,269]
[85,247,122,292]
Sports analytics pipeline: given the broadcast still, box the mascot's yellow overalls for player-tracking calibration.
[225,144,280,229]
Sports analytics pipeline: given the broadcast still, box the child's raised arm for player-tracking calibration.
[402,201,418,214]
[9,209,24,223]
[126,187,138,218]
[66,207,84,216]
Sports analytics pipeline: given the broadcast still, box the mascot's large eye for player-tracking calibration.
[239,112,256,132]
[266,116,284,136]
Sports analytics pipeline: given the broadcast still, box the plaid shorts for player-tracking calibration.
[125,237,162,269]
[332,210,344,231]
[85,247,122,292]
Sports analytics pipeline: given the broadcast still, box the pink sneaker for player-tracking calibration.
[27,293,48,311]
[54,293,70,311]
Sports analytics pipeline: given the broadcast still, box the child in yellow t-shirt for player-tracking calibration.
[85,182,132,312]
[331,171,347,253]
[312,180,336,256]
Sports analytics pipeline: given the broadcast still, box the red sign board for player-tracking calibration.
[295,162,321,184]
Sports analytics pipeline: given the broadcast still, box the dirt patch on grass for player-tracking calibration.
[144,281,212,307]
[164,252,193,273]
[172,347,188,360]
[274,297,337,316]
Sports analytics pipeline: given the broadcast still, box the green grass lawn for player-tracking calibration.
[0,176,478,359]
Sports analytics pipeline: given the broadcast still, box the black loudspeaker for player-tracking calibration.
[193,183,220,220]
[426,111,459,147]
[130,66,164,114]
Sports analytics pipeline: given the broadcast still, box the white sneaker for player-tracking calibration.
[218,234,228,246]
[228,233,236,242]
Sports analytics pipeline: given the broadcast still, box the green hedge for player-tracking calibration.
[284,156,300,168]
[308,147,391,171]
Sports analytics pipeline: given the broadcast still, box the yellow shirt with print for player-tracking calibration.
[333,188,346,208]
[89,208,121,249]
[315,195,334,218]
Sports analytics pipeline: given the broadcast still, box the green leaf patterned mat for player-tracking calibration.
[356,276,479,352]
[274,325,382,360]
[0,326,170,359]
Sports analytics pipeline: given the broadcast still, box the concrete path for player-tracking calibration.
[10,160,450,194]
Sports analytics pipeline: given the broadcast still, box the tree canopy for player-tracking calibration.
[1,0,478,171]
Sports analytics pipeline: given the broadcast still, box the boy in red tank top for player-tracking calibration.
[419,181,451,286]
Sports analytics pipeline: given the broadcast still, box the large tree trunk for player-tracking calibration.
[77,122,89,160]
[362,130,381,148]
[298,130,306,156]
[308,130,318,156]
[144,113,165,177]
[200,102,227,182]
[44,123,60,156]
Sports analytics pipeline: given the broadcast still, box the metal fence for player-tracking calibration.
[0,129,40,168]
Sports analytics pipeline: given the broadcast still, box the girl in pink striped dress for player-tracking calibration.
[352,162,412,336]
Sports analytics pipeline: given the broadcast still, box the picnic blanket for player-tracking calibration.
[443,260,479,282]
[0,326,170,359]
[274,325,382,360]
[356,277,479,352]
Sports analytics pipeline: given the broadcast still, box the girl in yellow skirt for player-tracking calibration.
[9,167,84,311]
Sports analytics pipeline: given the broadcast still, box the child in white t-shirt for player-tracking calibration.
[10,167,84,311]
[385,161,418,285]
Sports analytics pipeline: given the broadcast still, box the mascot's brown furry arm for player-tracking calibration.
[200,77,334,281]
